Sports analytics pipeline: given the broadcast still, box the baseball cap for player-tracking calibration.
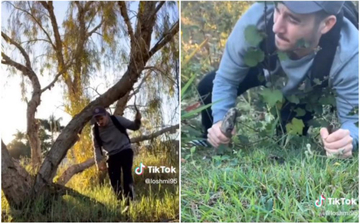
[282,1,345,15]
[93,107,107,118]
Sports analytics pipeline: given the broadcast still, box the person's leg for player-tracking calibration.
[119,148,135,205]
[197,67,266,138]
[107,155,122,200]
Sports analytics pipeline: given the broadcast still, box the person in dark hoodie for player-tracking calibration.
[92,106,141,206]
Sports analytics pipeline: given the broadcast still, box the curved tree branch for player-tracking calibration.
[148,20,179,59]
[118,2,135,41]
[1,32,32,68]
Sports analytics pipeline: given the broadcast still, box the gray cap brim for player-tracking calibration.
[282,1,323,14]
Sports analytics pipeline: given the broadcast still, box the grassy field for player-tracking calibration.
[2,143,179,222]
[181,138,359,222]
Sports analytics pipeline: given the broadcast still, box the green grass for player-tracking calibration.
[2,144,179,222]
[181,142,359,222]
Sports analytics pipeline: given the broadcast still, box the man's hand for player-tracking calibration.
[98,160,107,171]
[320,128,353,158]
[207,121,234,148]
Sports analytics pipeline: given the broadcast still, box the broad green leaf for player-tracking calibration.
[244,25,264,47]
[285,118,305,135]
[260,88,283,108]
[319,95,336,106]
[190,146,196,154]
[286,94,300,104]
[348,106,359,116]
[237,135,249,144]
[265,198,274,211]
[244,48,265,67]
[294,108,306,117]
[277,51,289,61]
[313,78,322,86]
[296,39,310,48]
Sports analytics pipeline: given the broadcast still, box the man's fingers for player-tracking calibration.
[207,136,219,148]
[320,128,329,141]
[208,128,230,144]
[325,144,352,156]
[326,129,350,143]
[323,135,353,150]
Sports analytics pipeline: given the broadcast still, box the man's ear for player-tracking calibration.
[320,15,337,35]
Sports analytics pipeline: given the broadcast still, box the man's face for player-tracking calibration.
[272,3,322,53]
[95,115,109,127]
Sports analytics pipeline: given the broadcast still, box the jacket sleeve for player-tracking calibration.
[212,3,273,123]
[116,116,141,131]
[331,52,359,151]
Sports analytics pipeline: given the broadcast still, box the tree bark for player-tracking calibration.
[1,33,43,170]
[1,140,33,208]
[57,124,179,185]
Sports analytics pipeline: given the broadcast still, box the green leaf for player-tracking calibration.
[181,73,196,99]
[313,78,322,86]
[265,198,273,211]
[190,146,196,154]
[259,88,283,108]
[348,106,359,116]
[237,135,249,144]
[319,95,336,106]
[286,94,300,104]
[285,118,305,135]
[244,48,265,67]
[244,25,264,47]
[294,108,306,117]
[277,51,289,61]
[355,122,359,128]
[296,39,310,48]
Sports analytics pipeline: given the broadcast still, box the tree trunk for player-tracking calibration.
[1,140,33,208]
[113,92,130,116]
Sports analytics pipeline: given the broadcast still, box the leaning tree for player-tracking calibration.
[1,1,179,209]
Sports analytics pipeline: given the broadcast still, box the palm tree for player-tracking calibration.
[13,130,26,143]
[47,114,64,144]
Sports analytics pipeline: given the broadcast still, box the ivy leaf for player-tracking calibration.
[294,108,306,117]
[286,94,300,104]
[190,146,196,154]
[260,88,283,108]
[277,51,289,61]
[285,118,305,135]
[313,78,322,86]
[237,135,250,144]
[319,96,336,106]
[348,106,359,116]
[244,25,264,47]
[296,39,310,49]
[244,48,265,67]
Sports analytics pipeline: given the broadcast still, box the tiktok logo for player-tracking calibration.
[315,195,326,207]
[135,162,146,175]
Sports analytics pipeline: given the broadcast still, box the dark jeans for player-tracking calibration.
[197,69,314,137]
[107,148,134,202]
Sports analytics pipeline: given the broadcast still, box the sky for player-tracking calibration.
[0,2,179,145]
